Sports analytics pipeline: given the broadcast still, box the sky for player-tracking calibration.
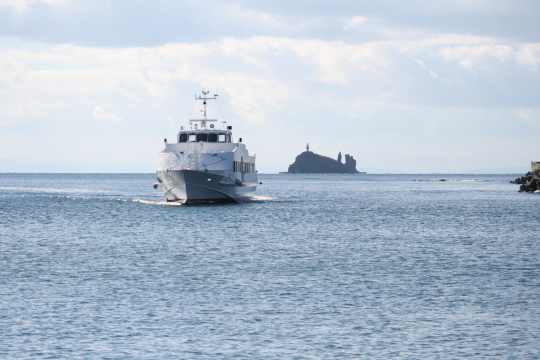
[0,0,539,173]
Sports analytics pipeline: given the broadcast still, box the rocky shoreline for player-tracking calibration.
[511,169,540,193]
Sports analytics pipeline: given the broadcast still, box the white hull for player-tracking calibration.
[156,169,257,203]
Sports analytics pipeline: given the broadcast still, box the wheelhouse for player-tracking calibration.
[177,131,232,143]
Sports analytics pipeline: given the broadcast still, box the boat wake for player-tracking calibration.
[251,195,279,201]
[133,199,184,206]
[3,193,277,206]
[134,196,279,205]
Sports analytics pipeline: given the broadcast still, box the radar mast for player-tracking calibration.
[190,91,219,129]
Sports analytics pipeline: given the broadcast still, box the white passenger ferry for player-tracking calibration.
[154,91,259,203]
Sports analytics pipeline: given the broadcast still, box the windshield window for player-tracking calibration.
[208,133,217,142]
[218,134,226,142]
[188,134,197,142]
[179,133,188,142]
[197,133,208,142]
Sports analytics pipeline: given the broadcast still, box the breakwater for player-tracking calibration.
[511,165,540,193]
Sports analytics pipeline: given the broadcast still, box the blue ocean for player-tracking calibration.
[1,173,539,359]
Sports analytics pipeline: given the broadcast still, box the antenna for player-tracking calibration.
[190,91,220,129]
[195,91,213,120]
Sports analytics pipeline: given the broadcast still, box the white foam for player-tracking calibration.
[252,195,279,201]
[133,199,184,206]
[0,186,110,194]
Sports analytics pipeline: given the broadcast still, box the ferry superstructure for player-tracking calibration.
[154,91,259,203]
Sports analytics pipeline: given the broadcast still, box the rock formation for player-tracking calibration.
[511,169,540,192]
[344,154,357,173]
[287,150,360,173]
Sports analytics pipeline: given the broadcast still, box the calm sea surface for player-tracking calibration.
[1,173,539,359]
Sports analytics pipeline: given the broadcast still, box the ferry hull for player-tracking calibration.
[156,170,257,204]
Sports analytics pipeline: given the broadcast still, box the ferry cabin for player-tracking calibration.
[157,127,257,185]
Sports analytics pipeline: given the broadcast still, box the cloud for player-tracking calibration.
[0,37,390,127]
[414,59,440,79]
[2,32,540,130]
[92,105,123,122]
[344,16,366,29]
[0,0,66,14]
[516,43,540,68]
[438,44,515,72]
[2,0,539,47]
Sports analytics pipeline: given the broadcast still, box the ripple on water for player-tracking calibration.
[0,173,538,359]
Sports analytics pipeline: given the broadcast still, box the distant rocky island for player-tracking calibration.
[285,144,363,174]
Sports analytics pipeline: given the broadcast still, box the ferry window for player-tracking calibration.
[179,133,188,142]
[188,134,197,142]
[227,134,231,143]
[208,133,217,142]
[197,133,208,142]
[218,134,226,142]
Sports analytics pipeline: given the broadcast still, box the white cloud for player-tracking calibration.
[92,106,123,122]
[0,0,34,14]
[0,37,390,126]
[344,16,366,29]
[515,109,540,124]
[1,34,539,129]
[220,37,386,84]
[0,0,67,14]
[516,43,540,68]
[414,59,439,79]
[438,44,514,71]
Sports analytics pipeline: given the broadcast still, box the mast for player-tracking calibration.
[191,91,219,129]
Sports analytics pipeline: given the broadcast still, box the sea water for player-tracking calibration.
[1,173,539,359]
